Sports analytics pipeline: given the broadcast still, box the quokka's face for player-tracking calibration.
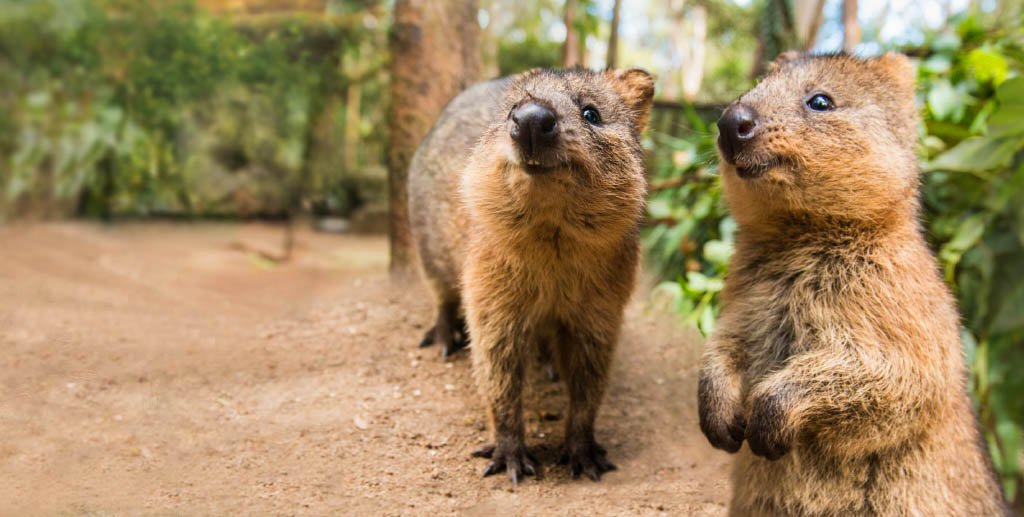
[490,68,654,182]
[716,53,921,220]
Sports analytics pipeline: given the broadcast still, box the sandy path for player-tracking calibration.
[0,223,730,515]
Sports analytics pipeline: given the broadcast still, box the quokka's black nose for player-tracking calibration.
[717,103,759,164]
[510,101,558,159]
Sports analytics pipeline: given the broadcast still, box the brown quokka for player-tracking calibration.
[698,51,1008,515]
[409,68,654,483]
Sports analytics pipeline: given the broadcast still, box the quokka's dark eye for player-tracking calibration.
[581,106,602,124]
[806,94,836,112]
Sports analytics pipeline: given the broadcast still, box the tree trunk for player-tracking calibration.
[678,5,707,101]
[343,81,362,173]
[793,0,826,50]
[842,0,860,52]
[663,0,683,100]
[562,0,581,67]
[606,0,621,69]
[388,0,482,276]
[666,0,709,101]
[752,0,796,77]
[480,0,501,78]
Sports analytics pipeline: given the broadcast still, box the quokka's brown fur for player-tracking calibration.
[698,51,1008,515]
[408,68,654,483]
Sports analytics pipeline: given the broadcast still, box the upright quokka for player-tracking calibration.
[698,52,1008,515]
[409,68,654,483]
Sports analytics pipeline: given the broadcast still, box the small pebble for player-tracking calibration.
[354,415,370,430]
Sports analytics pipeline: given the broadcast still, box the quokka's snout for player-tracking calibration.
[509,100,559,170]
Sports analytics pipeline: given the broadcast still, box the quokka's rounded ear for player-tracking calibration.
[873,51,916,97]
[606,68,656,132]
[766,50,802,74]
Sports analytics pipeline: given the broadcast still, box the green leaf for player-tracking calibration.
[946,214,987,252]
[988,77,1024,137]
[995,418,1021,499]
[958,248,994,328]
[991,282,1024,335]
[939,214,987,281]
[922,54,952,74]
[926,136,1018,173]
[719,216,737,241]
[685,271,710,292]
[988,106,1024,138]
[685,271,724,294]
[928,79,961,121]
[933,78,970,121]
[995,76,1024,108]
[647,198,672,219]
[698,304,716,335]
[921,135,947,154]
[704,239,734,266]
[692,194,713,218]
[961,327,978,366]
[966,46,1009,86]
[933,32,962,53]
[968,99,996,135]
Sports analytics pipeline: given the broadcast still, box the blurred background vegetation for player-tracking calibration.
[1,0,1022,505]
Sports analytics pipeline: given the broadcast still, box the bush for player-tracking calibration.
[498,36,561,76]
[917,15,1024,500]
[0,0,388,219]
[644,106,731,335]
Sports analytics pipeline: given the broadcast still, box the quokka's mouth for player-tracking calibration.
[735,163,769,179]
[717,136,783,180]
[518,154,565,175]
[730,156,783,179]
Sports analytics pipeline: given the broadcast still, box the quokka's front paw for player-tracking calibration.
[698,374,746,453]
[472,442,541,485]
[745,391,793,460]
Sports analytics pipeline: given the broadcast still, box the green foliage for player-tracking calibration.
[0,0,387,219]
[757,0,798,67]
[645,14,1024,503]
[699,0,759,101]
[917,15,1024,501]
[644,106,731,336]
[498,36,561,75]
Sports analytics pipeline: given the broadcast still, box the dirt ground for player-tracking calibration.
[0,222,730,516]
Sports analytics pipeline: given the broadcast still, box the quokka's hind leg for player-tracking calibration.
[418,300,468,359]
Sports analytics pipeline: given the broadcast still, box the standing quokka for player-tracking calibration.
[409,68,654,483]
[698,52,1008,515]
